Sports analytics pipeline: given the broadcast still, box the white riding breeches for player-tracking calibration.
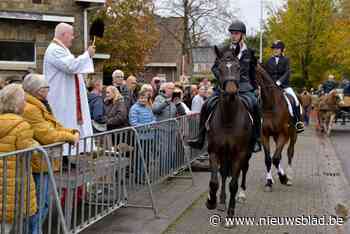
[283,87,303,117]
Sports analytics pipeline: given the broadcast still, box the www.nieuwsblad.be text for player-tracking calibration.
[209,214,345,227]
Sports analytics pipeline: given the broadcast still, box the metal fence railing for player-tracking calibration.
[0,147,68,234]
[0,113,201,234]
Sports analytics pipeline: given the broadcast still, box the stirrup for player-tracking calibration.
[295,121,304,133]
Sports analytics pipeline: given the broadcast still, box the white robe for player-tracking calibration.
[43,41,94,154]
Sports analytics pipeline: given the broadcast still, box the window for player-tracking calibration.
[0,41,35,63]
[32,0,42,4]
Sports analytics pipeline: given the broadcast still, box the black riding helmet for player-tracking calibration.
[271,40,285,50]
[228,20,246,34]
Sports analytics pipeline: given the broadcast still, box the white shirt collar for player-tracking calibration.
[237,43,247,60]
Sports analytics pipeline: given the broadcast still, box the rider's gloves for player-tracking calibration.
[276,80,281,86]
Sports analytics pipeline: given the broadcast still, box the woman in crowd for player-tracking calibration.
[104,85,129,131]
[22,74,80,234]
[129,89,156,126]
[0,84,37,234]
[140,84,154,105]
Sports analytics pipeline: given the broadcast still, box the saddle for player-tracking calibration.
[205,95,254,130]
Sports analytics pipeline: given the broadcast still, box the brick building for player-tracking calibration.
[192,46,216,80]
[0,0,106,80]
[143,15,185,82]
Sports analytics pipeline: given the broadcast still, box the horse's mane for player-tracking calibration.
[256,63,276,86]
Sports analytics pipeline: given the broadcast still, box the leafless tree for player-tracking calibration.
[155,0,238,75]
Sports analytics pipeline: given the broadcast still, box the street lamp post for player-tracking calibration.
[259,0,263,63]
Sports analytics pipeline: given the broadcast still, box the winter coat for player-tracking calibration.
[23,93,78,172]
[0,114,37,223]
[88,92,105,124]
[104,98,129,130]
[152,93,177,121]
[129,102,156,126]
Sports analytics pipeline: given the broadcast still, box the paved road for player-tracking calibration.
[329,123,350,184]
[164,127,350,234]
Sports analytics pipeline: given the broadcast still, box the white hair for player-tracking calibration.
[160,82,174,91]
[112,69,124,79]
[0,84,25,114]
[54,23,73,39]
[22,74,49,95]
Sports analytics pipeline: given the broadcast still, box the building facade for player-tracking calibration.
[192,46,216,80]
[0,0,105,80]
[143,15,184,83]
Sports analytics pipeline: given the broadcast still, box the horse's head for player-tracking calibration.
[214,46,240,95]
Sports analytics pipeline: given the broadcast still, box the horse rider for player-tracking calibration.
[187,20,262,153]
[265,40,304,133]
[322,74,338,94]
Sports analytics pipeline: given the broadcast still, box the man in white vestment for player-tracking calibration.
[43,23,96,154]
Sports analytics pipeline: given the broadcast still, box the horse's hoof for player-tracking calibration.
[217,203,226,211]
[264,185,272,192]
[278,172,288,185]
[206,199,217,210]
[264,179,273,192]
[286,167,294,181]
[236,191,247,203]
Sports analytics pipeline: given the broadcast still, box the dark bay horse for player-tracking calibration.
[206,47,254,227]
[255,64,297,191]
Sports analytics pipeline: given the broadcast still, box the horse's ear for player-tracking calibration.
[214,45,222,59]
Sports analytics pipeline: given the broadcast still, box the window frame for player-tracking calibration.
[0,40,36,70]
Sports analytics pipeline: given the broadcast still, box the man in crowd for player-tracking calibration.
[191,85,207,113]
[300,88,312,126]
[22,74,79,233]
[126,75,138,110]
[88,78,106,133]
[152,82,177,121]
[43,22,95,153]
[112,69,130,104]
[322,74,338,94]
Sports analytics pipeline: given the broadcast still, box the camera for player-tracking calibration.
[172,91,181,100]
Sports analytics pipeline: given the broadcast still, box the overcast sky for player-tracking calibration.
[236,0,286,35]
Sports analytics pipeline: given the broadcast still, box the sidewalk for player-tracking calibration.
[81,172,210,234]
[164,127,350,234]
[81,127,350,234]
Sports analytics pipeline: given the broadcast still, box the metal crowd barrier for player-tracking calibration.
[0,113,201,234]
[0,147,68,234]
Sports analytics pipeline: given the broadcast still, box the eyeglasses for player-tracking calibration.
[40,86,50,90]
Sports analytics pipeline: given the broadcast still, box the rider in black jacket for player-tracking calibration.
[187,20,262,153]
[265,40,304,133]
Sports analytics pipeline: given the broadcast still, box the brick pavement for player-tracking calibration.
[164,127,350,234]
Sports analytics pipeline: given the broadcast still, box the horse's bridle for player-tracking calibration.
[217,57,240,94]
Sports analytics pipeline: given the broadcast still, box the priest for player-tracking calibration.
[43,22,95,154]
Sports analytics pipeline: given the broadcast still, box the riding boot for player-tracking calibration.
[293,105,304,133]
[187,100,210,149]
[252,106,262,153]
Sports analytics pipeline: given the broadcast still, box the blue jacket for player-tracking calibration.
[88,92,105,124]
[129,102,156,126]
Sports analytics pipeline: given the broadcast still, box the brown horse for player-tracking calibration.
[255,64,297,191]
[317,90,339,136]
[206,47,254,227]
